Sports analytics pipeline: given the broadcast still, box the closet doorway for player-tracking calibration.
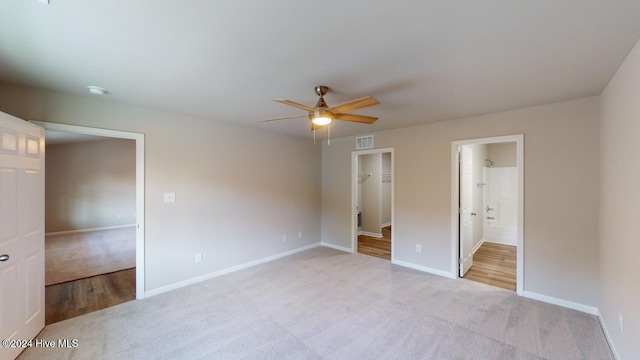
[351,148,394,261]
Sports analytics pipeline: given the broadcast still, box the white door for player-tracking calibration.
[459,146,474,276]
[0,112,45,360]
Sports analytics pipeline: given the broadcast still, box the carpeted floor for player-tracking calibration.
[45,227,136,286]
[20,247,613,360]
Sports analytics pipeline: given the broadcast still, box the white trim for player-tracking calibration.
[483,239,517,247]
[351,147,395,260]
[358,231,383,238]
[597,311,621,360]
[45,224,136,236]
[381,222,392,228]
[145,243,321,298]
[471,238,485,254]
[392,259,457,279]
[30,121,146,300]
[321,242,354,253]
[522,291,598,315]
[451,134,524,295]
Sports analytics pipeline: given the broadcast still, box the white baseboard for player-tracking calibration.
[320,242,354,253]
[472,239,485,254]
[358,231,383,238]
[484,239,518,247]
[46,224,136,236]
[145,242,321,298]
[382,222,392,228]
[597,311,621,360]
[392,259,456,279]
[522,291,598,315]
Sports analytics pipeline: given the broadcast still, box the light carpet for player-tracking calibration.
[21,247,613,359]
[45,227,136,286]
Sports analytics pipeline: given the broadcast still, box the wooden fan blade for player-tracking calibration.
[261,114,308,122]
[334,113,378,124]
[327,96,379,114]
[274,99,316,112]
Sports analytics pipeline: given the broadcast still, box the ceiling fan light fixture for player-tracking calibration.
[265,86,379,144]
[312,111,332,126]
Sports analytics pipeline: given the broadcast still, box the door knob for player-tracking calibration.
[0,254,9,262]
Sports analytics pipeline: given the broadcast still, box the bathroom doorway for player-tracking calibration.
[352,148,394,261]
[452,135,523,294]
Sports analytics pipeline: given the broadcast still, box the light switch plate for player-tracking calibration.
[164,193,176,203]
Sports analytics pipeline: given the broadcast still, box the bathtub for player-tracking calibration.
[483,222,517,246]
[483,166,518,246]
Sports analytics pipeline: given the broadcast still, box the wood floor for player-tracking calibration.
[463,242,516,291]
[45,268,136,325]
[358,226,391,260]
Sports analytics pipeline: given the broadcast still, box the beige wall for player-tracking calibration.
[487,142,517,167]
[322,97,600,307]
[0,82,322,292]
[599,38,640,359]
[45,138,136,232]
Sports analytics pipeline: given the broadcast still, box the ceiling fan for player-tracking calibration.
[262,85,380,143]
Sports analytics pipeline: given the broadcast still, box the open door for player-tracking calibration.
[0,112,45,360]
[459,146,474,276]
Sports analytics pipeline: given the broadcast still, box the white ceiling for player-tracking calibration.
[1,1,639,139]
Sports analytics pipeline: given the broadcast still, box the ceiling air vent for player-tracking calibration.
[356,135,374,150]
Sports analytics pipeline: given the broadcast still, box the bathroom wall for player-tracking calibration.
[487,142,517,167]
[483,142,518,245]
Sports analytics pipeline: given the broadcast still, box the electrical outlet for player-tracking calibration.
[298,231,303,239]
[195,253,202,263]
[619,313,623,333]
[416,244,422,253]
[164,193,176,203]
[282,234,287,242]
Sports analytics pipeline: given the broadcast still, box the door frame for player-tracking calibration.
[30,121,146,300]
[451,134,524,295]
[351,147,394,260]
[459,146,474,277]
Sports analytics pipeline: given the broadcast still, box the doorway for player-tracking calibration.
[451,135,523,295]
[352,148,394,260]
[43,131,137,323]
[30,122,145,305]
